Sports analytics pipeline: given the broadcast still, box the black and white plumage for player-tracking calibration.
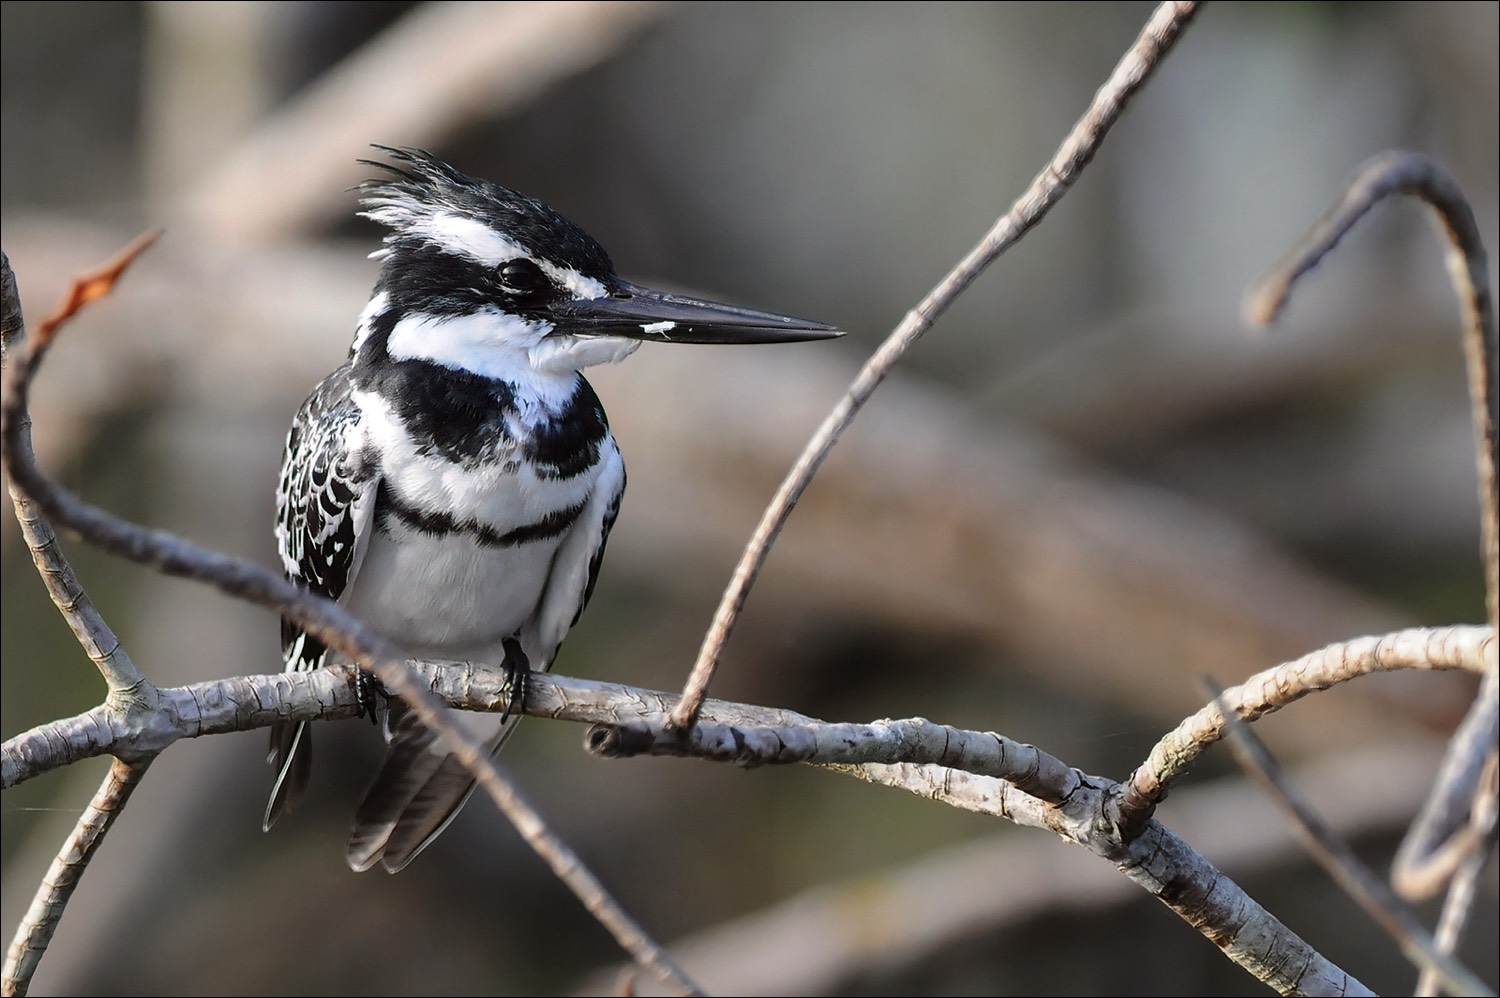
[267,147,838,872]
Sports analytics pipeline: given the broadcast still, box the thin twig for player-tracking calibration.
[1245,150,1500,913]
[1208,680,1491,998]
[1417,814,1499,998]
[1114,626,1492,839]
[1245,149,1498,641]
[668,0,1203,732]
[2,758,150,998]
[0,253,154,996]
[1,251,148,701]
[0,244,701,997]
[592,745,1440,997]
[1393,669,1500,899]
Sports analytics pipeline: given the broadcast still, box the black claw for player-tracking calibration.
[355,668,383,724]
[500,637,531,723]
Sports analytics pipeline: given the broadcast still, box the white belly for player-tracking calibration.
[345,526,564,663]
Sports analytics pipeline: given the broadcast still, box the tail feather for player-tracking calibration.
[264,720,312,831]
[346,705,516,873]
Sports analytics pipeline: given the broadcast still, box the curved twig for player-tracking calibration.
[1113,625,1492,839]
[1392,668,1499,898]
[590,716,1082,805]
[1245,149,1497,637]
[668,0,1203,732]
[1,250,148,701]
[1243,150,1500,946]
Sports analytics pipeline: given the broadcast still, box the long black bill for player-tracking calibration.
[553,280,841,345]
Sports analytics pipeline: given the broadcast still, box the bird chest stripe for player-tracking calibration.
[377,481,587,548]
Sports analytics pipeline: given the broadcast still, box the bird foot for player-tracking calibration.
[354,668,383,725]
[500,637,531,722]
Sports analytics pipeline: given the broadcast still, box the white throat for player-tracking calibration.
[379,309,640,399]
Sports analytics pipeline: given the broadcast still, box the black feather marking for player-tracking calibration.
[576,465,624,626]
[353,358,607,475]
[267,366,376,826]
[377,481,585,548]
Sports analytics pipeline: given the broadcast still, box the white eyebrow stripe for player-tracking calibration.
[405,213,607,301]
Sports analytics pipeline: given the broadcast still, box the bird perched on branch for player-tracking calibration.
[266,146,839,872]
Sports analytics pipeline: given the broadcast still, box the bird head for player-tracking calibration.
[350,146,839,379]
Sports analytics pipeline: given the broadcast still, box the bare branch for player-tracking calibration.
[840,763,1374,996]
[2,758,149,998]
[671,0,1204,733]
[1209,680,1491,997]
[1418,825,1499,998]
[1,251,147,700]
[595,746,1443,997]
[590,716,1081,805]
[1245,151,1500,917]
[1393,669,1500,900]
[0,244,700,997]
[1114,625,1492,838]
[1245,149,1498,640]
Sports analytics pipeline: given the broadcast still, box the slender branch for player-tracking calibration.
[668,0,1203,732]
[1417,825,1499,998]
[1209,681,1491,998]
[1,251,148,701]
[0,244,700,997]
[1393,669,1500,899]
[2,247,155,996]
[590,716,1082,805]
[1245,152,1499,918]
[1245,149,1498,641]
[2,666,817,789]
[2,758,150,998]
[1113,625,1492,839]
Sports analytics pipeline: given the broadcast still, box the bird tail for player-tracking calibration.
[264,719,313,831]
[346,704,518,873]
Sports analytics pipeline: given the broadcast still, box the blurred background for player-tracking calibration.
[2,2,1496,995]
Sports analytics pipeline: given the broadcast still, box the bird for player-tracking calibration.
[266,146,839,872]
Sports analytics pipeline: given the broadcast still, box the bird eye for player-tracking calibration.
[498,259,550,299]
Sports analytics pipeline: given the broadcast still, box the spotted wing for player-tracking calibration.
[265,366,376,829]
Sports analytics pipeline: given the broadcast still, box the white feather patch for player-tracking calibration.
[405,214,607,300]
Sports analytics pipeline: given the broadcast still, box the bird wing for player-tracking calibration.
[265,366,377,830]
[346,438,627,873]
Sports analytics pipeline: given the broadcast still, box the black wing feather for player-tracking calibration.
[265,367,373,829]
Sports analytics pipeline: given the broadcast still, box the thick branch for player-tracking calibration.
[842,764,1373,996]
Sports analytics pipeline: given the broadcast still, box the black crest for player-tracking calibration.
[356,145,614,277]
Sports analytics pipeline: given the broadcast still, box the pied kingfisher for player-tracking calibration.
[267,146,838,872]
